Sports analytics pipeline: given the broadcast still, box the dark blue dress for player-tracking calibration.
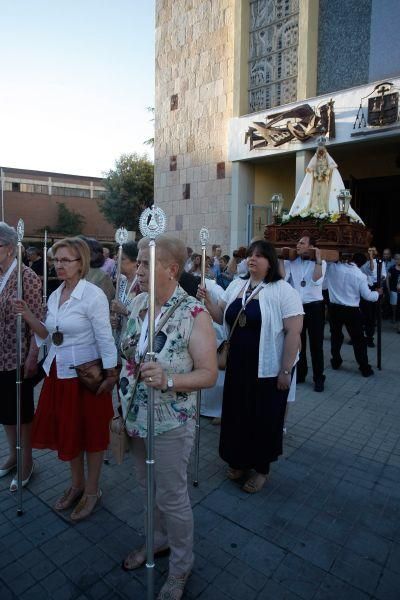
[219,297,289,474]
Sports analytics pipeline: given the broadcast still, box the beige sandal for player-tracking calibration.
[242,473,267,494]
[54,486,84,511]
[226,467,244,480]
[122,546,170,571]
[157,570,192,600]
[70,489,102,521]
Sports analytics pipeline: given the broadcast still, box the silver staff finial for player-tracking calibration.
[17,219,24,242]
[139,205,166,239]
[115,226,129,245]
[199,227,209,247]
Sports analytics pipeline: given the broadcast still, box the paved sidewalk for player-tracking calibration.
[1,323,400,599]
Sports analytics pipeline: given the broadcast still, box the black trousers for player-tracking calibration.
[360,298,376,342]
[329,303,370,370]
[297,301,325,382]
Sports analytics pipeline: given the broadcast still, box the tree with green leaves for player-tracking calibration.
[100,153,154,232]
[54,202,86,235]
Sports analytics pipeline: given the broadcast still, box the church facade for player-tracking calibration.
[154,0,400,252]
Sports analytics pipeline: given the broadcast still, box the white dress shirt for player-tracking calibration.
[360,259,386,286]
[326,263,379,306]
[285,257,326,304]
[36,279,117,378]
[223,278,304,378]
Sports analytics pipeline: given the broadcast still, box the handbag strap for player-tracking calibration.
[122,295,186,424]
[226,306,244,343]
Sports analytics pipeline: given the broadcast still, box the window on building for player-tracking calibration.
[52,186,90,198]
[93,189,107,199]
[248,0,299,112]
[12,182,20,192]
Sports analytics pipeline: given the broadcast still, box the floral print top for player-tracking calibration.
[119,285,205,438]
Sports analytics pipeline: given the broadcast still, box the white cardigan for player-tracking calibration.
[222,278,304,378]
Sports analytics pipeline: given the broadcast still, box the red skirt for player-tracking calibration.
[32,363,113,461]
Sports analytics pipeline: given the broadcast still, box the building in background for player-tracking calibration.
[0,167,114,241]
[155,0,400,251]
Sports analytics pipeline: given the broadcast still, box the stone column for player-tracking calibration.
[230,161,254,250]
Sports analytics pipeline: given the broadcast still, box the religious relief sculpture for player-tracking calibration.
[353,81,399,130]
[287,138,363,223]
[245,101,336,150]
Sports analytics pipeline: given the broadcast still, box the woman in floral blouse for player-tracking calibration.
[119,235,217,600]
[0,221,42,491]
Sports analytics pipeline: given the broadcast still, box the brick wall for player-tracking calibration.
[155,0,235,250]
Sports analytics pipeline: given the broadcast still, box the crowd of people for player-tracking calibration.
[0,219,399,599]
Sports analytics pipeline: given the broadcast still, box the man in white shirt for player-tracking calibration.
[359,248,386,347]
[326,259,382,377]
[286,236,326,392]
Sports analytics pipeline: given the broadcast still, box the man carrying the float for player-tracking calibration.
[285,235,326,392]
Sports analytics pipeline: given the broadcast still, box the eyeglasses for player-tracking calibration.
[53,258,80,265]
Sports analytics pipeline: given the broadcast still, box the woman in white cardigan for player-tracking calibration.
[198,240,303,493]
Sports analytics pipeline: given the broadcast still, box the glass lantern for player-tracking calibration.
[270,193,284,221]
[337,189,352,215]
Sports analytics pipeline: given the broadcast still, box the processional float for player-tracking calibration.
[138,204,166,600]
[264,139,383,368]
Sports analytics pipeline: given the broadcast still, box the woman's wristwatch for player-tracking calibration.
[161,375,174,393]
[281,369,291,376]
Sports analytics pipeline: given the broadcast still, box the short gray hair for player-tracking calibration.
[138,234,187,278]
[0,222,18,254]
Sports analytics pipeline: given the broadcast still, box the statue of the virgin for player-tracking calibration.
[288,139,363,223]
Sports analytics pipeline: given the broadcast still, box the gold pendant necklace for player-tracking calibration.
[238,311,247,327]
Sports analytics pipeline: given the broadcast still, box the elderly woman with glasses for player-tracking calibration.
[14,237,118,521]
[118,234,217,600]
[0,222,42,492]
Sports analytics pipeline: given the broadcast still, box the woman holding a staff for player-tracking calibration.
[118,234,217,599]
[198,240,303,494]
[110,240,140,332]
[0,222,42,491]
[14,237,118,520]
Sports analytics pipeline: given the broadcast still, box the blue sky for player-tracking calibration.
[0,0,155,177]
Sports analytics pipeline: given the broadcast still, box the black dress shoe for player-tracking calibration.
[360,366,374,377]
[367,340,375,348]
[314,380,324,392]
[314,376,325,392]
[330,358,342,370]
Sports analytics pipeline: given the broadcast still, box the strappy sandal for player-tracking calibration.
[226,467,244,480]
[122,546,170,571]
[54,486,84,511]
[157,570,192,600]
[70,489,102,521]
[242,473,267,494]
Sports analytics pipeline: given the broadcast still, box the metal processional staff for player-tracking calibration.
[193,227,209,487]
[15,219,25,515]
[114,226,129,311]
[139,205,166,600]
